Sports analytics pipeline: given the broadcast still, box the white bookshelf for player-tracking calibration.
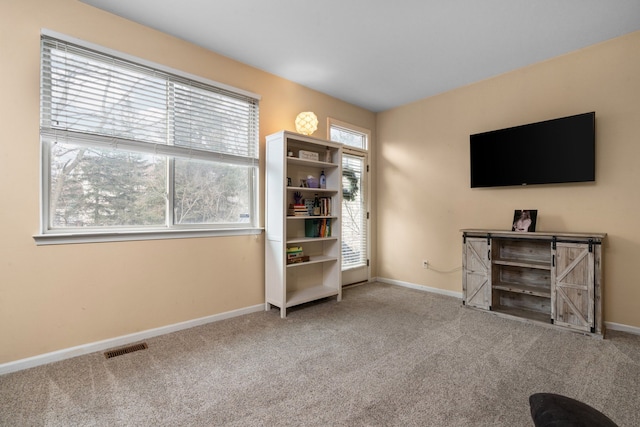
[265,131,343,318]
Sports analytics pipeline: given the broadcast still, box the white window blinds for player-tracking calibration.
[39,34,260,237]
[40,36,259,164]
[342,153,368,268]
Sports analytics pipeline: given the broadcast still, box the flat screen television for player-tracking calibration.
[470,112,595,188]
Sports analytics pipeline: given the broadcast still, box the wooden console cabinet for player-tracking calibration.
[461,229,606,336]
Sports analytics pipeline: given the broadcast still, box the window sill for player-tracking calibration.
[33,227,264,246]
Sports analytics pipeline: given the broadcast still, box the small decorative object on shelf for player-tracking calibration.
[512,209,537,232]
[320,170,326,189]
[306,175,319,188]
[293,191,303,204]
[304,198,314,215]
[313,194,321,216]
[299,150,319,161]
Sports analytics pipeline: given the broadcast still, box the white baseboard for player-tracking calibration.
[604,321,640,336]
[374,277,463,299]
[0,303,264,376]
[374,277,640,336]
[4,285,638,375]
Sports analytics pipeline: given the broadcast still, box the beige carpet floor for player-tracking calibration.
[1,282,639,426]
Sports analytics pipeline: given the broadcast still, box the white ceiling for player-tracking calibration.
[81,0,640,112]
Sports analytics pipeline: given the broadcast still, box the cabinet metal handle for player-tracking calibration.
[488,249,491,261]
[552,254,555,267]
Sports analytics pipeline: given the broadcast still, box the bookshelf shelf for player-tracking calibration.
[286,255,338,268]
[265,131,343,318]
[492,282,551,298]
[286,236,338,244]
[286,285,340,308]
[286,157,339,169]
[492,259,551,270]
[286,187,337,193]
[286,216,337,220]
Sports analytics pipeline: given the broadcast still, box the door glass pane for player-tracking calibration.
[342,154,367,268]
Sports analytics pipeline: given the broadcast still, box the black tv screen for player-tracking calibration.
[470,112,595,188]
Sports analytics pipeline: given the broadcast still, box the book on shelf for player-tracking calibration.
[287,252,304,260]
[286,245,309,264]
[304,218,332,238]
[320,197,331,216]
[287,255,310,264]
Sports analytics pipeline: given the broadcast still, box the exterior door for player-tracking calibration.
[463,237,491,310]
[551,242,595,332]
[341,151,369,285]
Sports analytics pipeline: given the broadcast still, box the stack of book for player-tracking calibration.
[288,204,309,217]
[286,246,310,264]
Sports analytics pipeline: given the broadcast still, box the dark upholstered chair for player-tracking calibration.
[529,393,618,427]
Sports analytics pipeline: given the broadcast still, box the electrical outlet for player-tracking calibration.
[422,260,429,269]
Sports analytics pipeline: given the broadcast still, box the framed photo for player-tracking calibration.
[300,179,308,188]
[512,210,537,232]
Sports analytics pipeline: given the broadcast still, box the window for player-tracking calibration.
[38,34,260,244]
[329,120,368,150]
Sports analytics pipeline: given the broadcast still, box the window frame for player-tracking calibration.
[35,30,262,246]
[328,118,371,281]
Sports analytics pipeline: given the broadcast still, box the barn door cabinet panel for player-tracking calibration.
[462,237,491,310]
[552,242,598,333]
[461,229,605,337]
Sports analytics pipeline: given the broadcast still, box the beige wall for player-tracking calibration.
[0,0,375,364]
[3,0,636,366]
[377,30,640,328]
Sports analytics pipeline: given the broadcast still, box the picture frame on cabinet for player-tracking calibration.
[512,209,537,232]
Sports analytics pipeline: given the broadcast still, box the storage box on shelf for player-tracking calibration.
[461,229,606,336]
[265,131,343,318]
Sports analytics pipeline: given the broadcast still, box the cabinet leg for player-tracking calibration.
[280,307,286,318]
